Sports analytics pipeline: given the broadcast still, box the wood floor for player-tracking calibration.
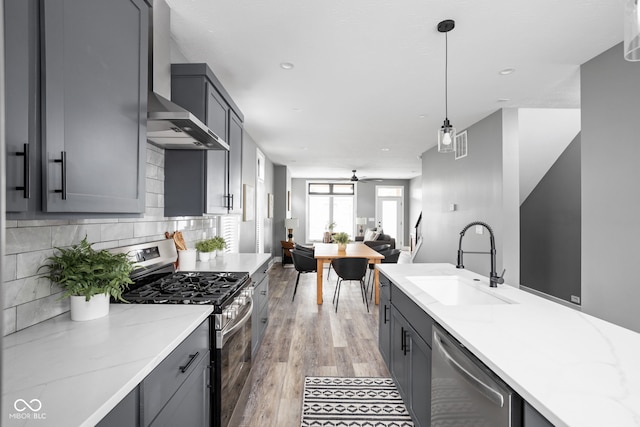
[231,263,389,427]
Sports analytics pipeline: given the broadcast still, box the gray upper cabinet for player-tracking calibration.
[4,0,39,213]
[166,63,243,216]
[4,0,148,216]
[41,0,148,213]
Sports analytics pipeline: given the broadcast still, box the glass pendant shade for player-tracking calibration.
[625,0,640,61]
[438,119,456,153]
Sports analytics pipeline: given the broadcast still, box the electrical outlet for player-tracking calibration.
[571,295,581,304]
[449,204,456,211]
[475,225,483,235]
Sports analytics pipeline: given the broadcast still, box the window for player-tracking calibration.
[306,182,355,242]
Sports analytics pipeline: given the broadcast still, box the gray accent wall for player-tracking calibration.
[581,43,640,332]
[416,110,520,284]
[520,135,581,303]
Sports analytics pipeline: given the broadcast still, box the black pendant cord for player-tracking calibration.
[445,30,448,122]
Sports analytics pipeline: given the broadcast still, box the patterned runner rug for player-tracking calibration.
[301,376,414,427]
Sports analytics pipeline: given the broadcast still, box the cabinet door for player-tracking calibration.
[149,351,211,427]
[390,307,410,401]
[407,332,431,427]
[97,387,139,427]
[205,83,230,213]
[228,111,243,213]
[41,0,147,213]
[4,0,39,213]
[378,282,391,367]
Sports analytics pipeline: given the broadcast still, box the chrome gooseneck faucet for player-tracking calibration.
[455,221,505,287]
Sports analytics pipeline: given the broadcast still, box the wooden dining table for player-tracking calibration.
[314,243,385,305]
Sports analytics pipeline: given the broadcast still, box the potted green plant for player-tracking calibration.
[333,232,350,251]
[195,238,217,261]
[212,236,227,257]
[40,237,135,321]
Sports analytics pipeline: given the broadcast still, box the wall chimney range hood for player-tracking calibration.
[146,0,228,151]
[147,92,230,150]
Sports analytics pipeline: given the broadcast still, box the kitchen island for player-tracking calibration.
[2,304,212,426]
[377,263,640,427]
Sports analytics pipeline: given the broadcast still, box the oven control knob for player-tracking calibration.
[236,296,246,305]
[224,306,237,321]
[241,289,253,298]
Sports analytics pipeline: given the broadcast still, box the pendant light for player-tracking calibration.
[437,19,456,153]
[625,0,640,61]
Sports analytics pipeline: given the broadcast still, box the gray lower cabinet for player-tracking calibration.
[523,402,554,427]
[165,63,243,216]
[378,275,392,366]
[5,0,148,216]
[251,261,270,356]
[97,319,210,427]
[383,274,433,427]
[96,388,140,427]
[389,307,431,427]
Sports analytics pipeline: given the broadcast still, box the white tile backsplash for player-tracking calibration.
[2,143,220,336]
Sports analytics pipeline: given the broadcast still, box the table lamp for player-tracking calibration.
[284,218,299,242]
[356,217,368,236]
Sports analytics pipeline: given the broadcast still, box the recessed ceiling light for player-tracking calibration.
[498,68,515,75]
[418,115,426,119]
[280,62,294,70]
[292,107,302,112]
[497,98,511,102]
[381,148,390,152]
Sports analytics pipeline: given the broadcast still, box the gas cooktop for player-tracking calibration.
[123,271,250,306]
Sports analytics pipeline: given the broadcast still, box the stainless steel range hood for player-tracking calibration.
[147,92,229,150]
[146,0,228,151]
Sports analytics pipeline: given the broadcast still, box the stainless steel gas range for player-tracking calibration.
[111,239,252,427]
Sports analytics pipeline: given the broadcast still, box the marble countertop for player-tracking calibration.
[191,253,271,276]
[377,263,640,427]
[2,304,212,427]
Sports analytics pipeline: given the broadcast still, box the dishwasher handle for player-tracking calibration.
[433,329,505,408]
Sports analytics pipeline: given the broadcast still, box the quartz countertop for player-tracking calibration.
[2,304,212,427]
[377,263,640,427]
[191,253,271,276]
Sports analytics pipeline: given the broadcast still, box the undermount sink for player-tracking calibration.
[406,276,515,306]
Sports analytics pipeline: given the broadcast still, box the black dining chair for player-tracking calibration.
[366,248,402,301]
[331,257,369,313]
[290,249,318,301]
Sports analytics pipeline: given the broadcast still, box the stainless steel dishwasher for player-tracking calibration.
[431,325,522,427]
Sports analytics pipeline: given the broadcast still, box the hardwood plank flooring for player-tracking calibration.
[231,263,389,427]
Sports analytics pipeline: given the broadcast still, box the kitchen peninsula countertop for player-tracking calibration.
[2,304,212,427]
[191,253,271,276]
[377,263,640,427]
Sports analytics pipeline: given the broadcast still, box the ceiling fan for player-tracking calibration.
[349,170,381,183]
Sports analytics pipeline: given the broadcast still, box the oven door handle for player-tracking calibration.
[217,297,253,349]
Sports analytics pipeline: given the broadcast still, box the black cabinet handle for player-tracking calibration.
[224,193,234,210]
[400,327,405,352]
[16,143,30,199]
[403,330,410,356]
[179,351,200,373]
[261,290,267,296]
[54,151,67,200]
[383,305,389,324]
[261,318,267,324]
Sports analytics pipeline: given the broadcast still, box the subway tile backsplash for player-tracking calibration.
[3,143,218,336]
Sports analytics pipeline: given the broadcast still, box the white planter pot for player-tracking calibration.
[216,250,224,258]
[70,294,110,321]
[199,251,211,262]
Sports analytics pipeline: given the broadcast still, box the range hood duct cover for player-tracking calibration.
[147,92,229,150]
[146,0,228,151]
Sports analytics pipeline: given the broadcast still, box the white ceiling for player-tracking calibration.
[165,0,623,180]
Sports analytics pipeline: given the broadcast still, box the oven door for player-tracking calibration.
[216,297,253,427]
